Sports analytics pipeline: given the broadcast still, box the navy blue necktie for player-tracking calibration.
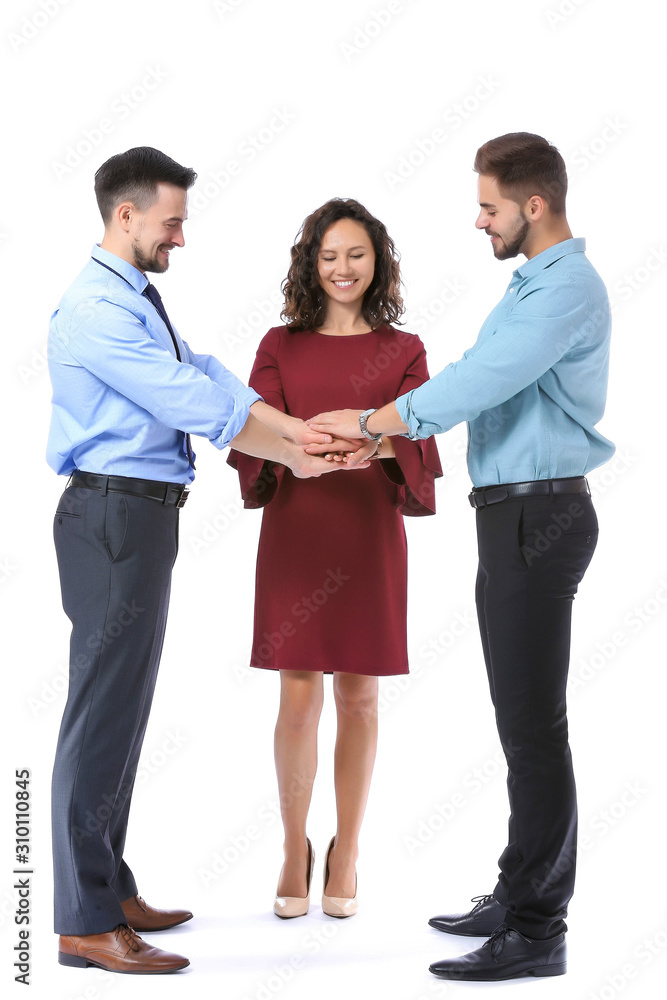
[143,282,196,470]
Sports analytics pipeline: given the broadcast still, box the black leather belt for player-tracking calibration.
[469,476,590,509]
[69,471,190,508]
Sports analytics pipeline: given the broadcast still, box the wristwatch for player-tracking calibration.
[359,408,382,441]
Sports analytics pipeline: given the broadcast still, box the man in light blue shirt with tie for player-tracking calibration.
[309,132,614,982]
[47,147,363,975]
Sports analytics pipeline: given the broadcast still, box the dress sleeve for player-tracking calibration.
[380,334,443,517]
[226,327,287,508]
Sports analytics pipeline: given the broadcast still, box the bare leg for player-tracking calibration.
[274,670,324,897]
[325,672,379,898]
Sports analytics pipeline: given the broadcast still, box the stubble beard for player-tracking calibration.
[492,213,530,261]
[131,240,169,274]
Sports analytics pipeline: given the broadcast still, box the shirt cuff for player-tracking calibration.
[215,386,263,450]
[395,389,442,440]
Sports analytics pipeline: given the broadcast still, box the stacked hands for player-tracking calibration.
[286,409,378,477]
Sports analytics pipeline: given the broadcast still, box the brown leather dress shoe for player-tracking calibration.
[120,894,193,931]
[58,924,189,974]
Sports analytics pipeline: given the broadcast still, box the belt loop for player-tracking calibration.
[548,479,554,502]
[100,476,109,497]
[162,483,170,505]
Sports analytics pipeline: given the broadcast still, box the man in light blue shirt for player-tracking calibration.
[310,133,614,981]
[48,147,365,976]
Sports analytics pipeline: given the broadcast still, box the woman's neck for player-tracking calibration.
[317,301,373,336]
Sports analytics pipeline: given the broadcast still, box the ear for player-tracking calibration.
[116,202,134,232]
[525,195,546,222]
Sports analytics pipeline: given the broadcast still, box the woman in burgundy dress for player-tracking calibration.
[229,199,441,919]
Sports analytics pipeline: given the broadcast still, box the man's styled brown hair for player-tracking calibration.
[95,146,197,225]
[474,132,568,214]
[281,198,404,332]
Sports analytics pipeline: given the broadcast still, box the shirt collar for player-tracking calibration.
[512,237,587,281]
[91,244,149,293]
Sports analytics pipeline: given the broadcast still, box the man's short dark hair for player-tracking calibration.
[474,132,568,214]
[94,146,197,224]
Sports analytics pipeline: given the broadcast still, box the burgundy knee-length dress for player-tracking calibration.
[228,325,442,675]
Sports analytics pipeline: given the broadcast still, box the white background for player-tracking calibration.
[1,1,665,998]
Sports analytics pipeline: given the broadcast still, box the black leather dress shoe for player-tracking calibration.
[429,924,567,981]
[428,894,505,936]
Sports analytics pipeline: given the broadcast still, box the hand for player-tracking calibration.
[290,452,372,478]
[305,437,378,467]
[307,409,364,440]
[344,438,381,467]
[303,436,364,457]
[284,416,333,448]
[288,446,371,479]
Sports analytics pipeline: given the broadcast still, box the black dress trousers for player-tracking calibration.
[51,484,179,935]
[474,488,598,940]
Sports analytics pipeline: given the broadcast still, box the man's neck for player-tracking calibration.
[523,220,573,260]
[99,234,140,271]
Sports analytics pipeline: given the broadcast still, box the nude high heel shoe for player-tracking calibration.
[321,836,358,918]
[274,838,314,919]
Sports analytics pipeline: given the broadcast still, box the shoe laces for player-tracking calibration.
[486,922,510,958]
[470,893,494,910]
[115,924,141,952]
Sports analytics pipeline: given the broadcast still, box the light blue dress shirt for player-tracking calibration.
[395,238,615,487]
[47,245,261,484]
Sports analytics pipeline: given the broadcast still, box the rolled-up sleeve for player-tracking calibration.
[396,276,593,440]
[67,299,260,449]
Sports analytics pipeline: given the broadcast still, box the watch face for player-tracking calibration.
[360,410,380,440]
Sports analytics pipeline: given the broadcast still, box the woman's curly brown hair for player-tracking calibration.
[281,198,404,331]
